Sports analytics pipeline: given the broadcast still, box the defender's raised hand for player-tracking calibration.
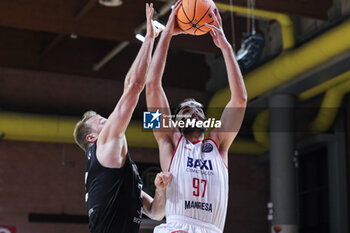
[146,3,162,38]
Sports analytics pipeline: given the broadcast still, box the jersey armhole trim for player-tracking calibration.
[207,138,228,169]
[168,135,183,172]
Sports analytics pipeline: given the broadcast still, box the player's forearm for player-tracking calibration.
[113,35,155,128]
[103,87,142,138]
[125,35,155,90]
[145,31,172,119]
[221,44,247,106]
[147,188,167,221]
[146,31,172,87]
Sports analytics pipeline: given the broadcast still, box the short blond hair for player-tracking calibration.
[73,111,98,152]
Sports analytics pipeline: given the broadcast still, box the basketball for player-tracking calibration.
[176,0,216,36]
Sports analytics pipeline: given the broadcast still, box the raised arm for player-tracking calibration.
[97,4,158,167]
[207,9,247,160]
[145,0,183,171]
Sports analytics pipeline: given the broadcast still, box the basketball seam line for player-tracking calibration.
[193,3,214,35]
[181,2,192,24]
[183,0,197,23]
[182,25,195,31]
[177,17,192,25]
[194,20,213,35]
[191,0,198,22]
[197,20,214,29]
[195,3,214,27]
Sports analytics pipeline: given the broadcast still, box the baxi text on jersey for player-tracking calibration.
[185,200,213,212]
[187,157,213,170]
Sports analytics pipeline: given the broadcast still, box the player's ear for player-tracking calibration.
[86,133,97,143]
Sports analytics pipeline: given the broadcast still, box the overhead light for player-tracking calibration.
[135,21,165,42]
[136,34,145,42]
[99,0,123,7]
[70,33,78,39]
[153,20,165,31]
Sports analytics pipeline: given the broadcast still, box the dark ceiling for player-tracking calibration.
[0,0,333,118]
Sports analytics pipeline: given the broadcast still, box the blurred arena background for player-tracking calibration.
[0,0,349,232]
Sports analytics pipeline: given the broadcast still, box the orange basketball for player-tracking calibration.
[177,0,216,36]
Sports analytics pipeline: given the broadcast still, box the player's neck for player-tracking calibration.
[183,131,204,143]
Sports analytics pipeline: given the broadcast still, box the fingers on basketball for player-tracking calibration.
[174,0,182,11]
[214,8,222,25]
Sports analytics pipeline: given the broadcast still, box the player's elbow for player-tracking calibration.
[154,215,165,222]
[127,81,144,94]
[231,94,247,107]
[146,79,162,90]
[239,94,248,106]
[144,204,165,221]
[149,212,165,221]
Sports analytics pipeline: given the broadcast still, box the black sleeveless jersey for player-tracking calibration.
[85,142,143,233]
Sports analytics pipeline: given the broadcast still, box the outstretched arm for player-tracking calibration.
[142,172,172,220]
[207,9,247,161]
[97,4,159,167]
[123,3,161,94]
[145,0,183,171]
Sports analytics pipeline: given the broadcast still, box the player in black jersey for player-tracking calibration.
[73,4,172,233]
